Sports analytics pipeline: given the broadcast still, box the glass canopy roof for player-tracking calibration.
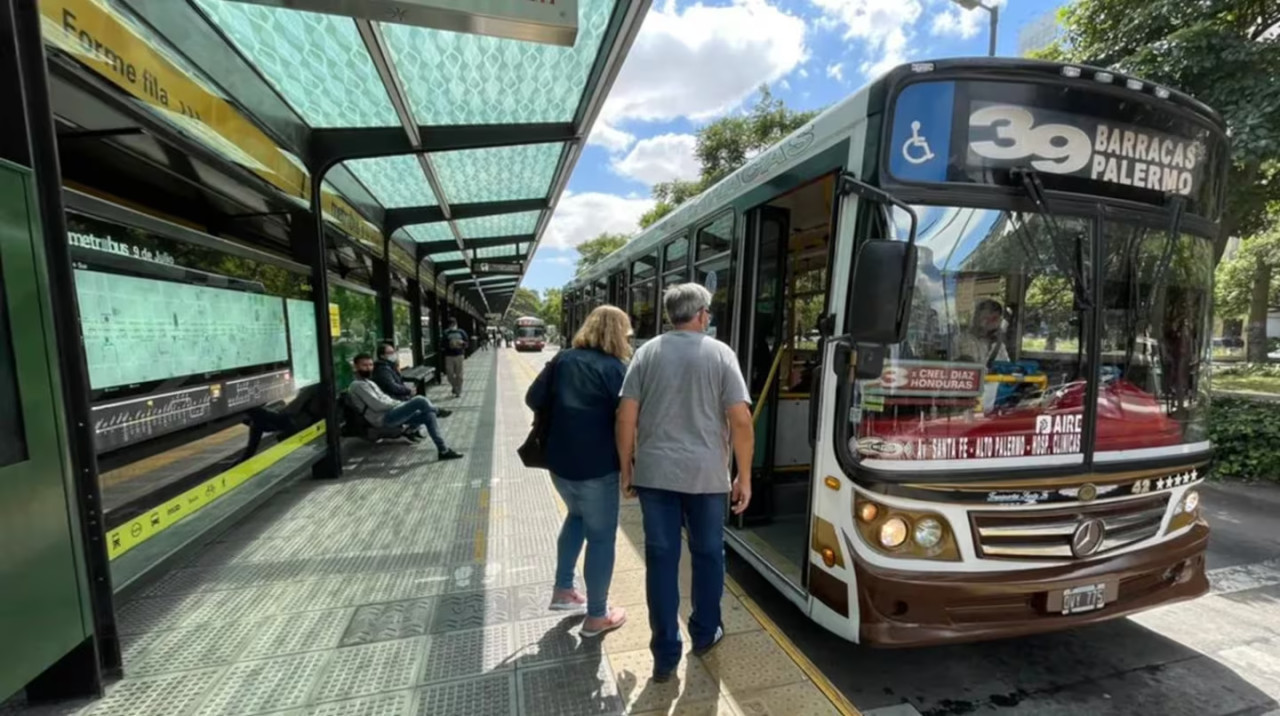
[159,0,641,314]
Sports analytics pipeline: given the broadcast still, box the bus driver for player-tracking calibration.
[955,298,1009,366]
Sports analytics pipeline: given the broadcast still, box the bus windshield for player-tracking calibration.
[847,205,1212,470]
[516,326,544,339]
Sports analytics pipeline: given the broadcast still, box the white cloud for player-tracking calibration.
[594,0,808,149]
[809,0,922,78]
[930,0,1004,40]
[612,133,700,186]
[825,62,844,82]
[798,67,809,79]
[541,191,653,251]
[587,122,636,153]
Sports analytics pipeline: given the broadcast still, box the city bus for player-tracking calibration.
[562,58,1225,646]
[514,316,547,352]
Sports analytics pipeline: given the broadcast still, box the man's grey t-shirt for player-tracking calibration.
[620,330,750,494]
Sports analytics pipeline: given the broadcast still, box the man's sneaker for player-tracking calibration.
[404,430,424,443]
[438,449,464,461]
[436,409,453,418]
[652,667,677,684]
[692,626,724,658]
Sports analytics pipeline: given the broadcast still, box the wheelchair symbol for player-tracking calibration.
[901,121,935,165]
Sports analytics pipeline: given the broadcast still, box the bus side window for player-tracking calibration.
[695,213,735,344]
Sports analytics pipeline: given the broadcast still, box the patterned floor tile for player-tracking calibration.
[699,632,806,694]
[732,682,842,716]
[240,608,353,659]
[420,624,513,683]
[609,647,721,714]
[313,639,424,703]
[518,658,624,716]
[305,691,413,716]
[509,614,599,667]
[124,619,258,676]
[428,589,511,632]
[340,598,436,646]
[414,673,516,716]
[193,651,330,715]
[79,669,223,716]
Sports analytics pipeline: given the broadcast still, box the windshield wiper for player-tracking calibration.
[1011,167,1093,312]
[1124,194,1187,372]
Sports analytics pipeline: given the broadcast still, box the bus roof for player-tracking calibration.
[515,316,544,325]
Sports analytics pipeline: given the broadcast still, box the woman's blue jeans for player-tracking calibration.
[551,473,620,619]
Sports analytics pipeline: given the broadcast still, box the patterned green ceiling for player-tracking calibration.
[196,2,398,127]
[381,0,616,125]
[406,223,454,243]
[344,155,439,208]
[472,244,525,259]
[429,250,464,262]
[433,143,563,204]
[442,268,471,276]
[455,212,542,240]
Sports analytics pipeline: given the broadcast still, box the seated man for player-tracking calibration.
[348,353,463,460]
[242,382,325,461]
[955,298,1010,365]
[372,341,451,418]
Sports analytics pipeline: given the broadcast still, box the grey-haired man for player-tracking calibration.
[616,283,754,682]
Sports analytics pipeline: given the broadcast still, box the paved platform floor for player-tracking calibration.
[7,349,855,716]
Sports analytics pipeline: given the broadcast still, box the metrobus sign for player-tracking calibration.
[475,262,522,274]
[225,0,578,47]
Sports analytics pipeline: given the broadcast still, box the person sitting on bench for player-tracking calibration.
[372,341,451,418]
[349,353,463,461]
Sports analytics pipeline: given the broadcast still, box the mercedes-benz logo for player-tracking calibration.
[1071,518,1106,558]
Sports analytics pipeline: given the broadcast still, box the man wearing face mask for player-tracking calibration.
[371,341,452,418]
[348,354,464,460]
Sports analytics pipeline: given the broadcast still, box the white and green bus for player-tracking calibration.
[564,58,1227,647]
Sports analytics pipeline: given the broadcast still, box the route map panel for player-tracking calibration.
[286,298,320,388]
[91,369,293,453]
[76,269,288,390]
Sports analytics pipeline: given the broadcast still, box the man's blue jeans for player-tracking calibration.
[637,487,726,673]
[382,396,446,451]
[551,473,620,619]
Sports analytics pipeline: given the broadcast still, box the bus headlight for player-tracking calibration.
[879,517,909,548]
[854,498,961,561]
[913,518,944,549]
[1182,490,1200,513]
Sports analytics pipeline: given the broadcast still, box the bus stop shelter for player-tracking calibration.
[0,0,648,702]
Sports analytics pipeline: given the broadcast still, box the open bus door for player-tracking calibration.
[730,174,836,592]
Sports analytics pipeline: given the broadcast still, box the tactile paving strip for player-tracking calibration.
[420,625,513,683]
[517,658,625,716]
[510,615,599,667]
[238,607,353,660]
[125,619,259,676]
[193,650,330,715]
[428,589,511,632]
[340,598,436,647]
[415,674,516,716]
[80,669,223,716]
[313,638,424,703]
[307,690,413,716]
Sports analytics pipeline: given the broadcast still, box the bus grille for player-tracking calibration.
[970,493,1171,560]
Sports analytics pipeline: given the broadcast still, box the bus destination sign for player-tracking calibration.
[887,79,1221,211]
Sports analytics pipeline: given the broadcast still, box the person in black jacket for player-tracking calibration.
[372,342,452,419]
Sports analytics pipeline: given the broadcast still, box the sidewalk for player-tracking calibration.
[5,349,857,716]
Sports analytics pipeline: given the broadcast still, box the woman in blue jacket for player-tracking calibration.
[525,305,631,637]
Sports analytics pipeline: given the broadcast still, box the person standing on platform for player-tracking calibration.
[442,318,469,398]
[526,305,632,637]
[616,283,754,682]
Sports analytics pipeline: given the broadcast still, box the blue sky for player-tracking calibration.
[524,0,1066,292]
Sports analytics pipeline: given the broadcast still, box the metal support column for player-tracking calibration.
[2,0,119,696]
[290,209,341,479]
[375,235,393,346]
[409,275,423,366]
[430,289,445,381]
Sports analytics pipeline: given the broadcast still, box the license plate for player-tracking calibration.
[1059,583,1107,615]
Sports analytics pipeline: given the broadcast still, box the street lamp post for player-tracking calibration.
[951,0,999,57]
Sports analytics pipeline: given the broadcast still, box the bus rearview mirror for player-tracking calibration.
[847,240,917,345]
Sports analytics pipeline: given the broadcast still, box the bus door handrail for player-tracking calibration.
[753,346,789,427]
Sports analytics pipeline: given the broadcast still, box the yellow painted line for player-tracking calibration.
[104,421,325,560]
[505,351,860,716]
[473,528,486,563]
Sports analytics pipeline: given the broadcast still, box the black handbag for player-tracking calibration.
[518,352,564,469]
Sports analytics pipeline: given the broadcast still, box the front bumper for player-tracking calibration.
[856,520,1210,647]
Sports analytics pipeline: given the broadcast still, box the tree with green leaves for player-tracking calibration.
[503,287,543,330]
[575,232,629,277]
[1038,0,1280,248]
[638,85,822,229]
[1216,221,1280,359]
[539,287,563,328]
